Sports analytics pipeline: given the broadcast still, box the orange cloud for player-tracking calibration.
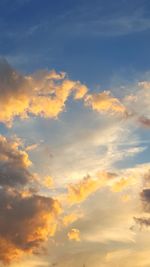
[111,177,132,192]
[85,91,126,114]
[0,189,61,264]
[67,228,80,241]
[0,237,23,264]
[43,175,54,188]
[62,213,81,227]
[68,172,116,204]
[0,135,32,187]
[0,59,88,126]
[0,135,62,264]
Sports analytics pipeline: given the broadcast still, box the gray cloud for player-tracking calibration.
[0,135,32,187]
[0,135,62,264]
[134,217,150,227]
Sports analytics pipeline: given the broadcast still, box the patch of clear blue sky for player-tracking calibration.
[0,0,150,88]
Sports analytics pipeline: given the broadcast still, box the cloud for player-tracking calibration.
[67,228,80,241]
[1,58,150,266]
[0,135,32,187]
[0,135,62,264]
[85,91,126,115]
[0,59,88,126]
[0,189,61,264]
[134,217,150,227]
[111,177,134,192]
[43,176,54,188]
[141,188,150,212]
[1,58,150,134]
[138,116,150,128]
[62,213,82,227]
[25,143,39,152]
[123,82,150,127]
[84,80,150,130]
[141,188,150,201]
[67,171,116,204]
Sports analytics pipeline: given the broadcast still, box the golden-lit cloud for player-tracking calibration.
[0,135,62,264]
[43,175,54,188]
[0,189,61,264]
[85,91,126,114]
[0,59,88,126]
[0,135,32,186]
[68,171,116,204]
[111,177,133,192]
[67,228,80,241]
[62,213,81,227]
[1,57,150,267]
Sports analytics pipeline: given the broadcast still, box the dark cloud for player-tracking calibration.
[141,188,150,205]
[134,216,150,227]
[134,188,150,229]
[0,135,32,187]
[138,116,150,128]
[0,135,62,264]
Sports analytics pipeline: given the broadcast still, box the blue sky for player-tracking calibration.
[1,0,150,87]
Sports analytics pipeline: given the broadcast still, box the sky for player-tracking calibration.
[0,0,150,266]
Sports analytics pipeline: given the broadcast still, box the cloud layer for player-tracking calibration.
[0,59,150,266]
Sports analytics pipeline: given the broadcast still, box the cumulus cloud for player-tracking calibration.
[0,59,88,126]
[0,135,32,187]
[0,135,62,264]
[1,58,150,266]
[0,189,61,264]
[1,58,150,132]
[84,81,150,129]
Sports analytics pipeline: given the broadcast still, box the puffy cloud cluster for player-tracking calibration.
[1,58,150,266]
[1,58,150,131]
[0,135,62,264]
[0,135,32,187]
[0,59,88,126]
[84,82,150,128]
[0,189,61,264]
